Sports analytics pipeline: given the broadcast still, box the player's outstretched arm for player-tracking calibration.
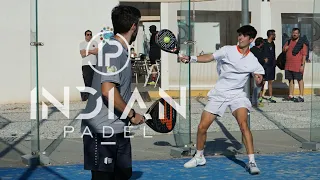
[179,54,215,63]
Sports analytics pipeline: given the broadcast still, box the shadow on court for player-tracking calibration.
[204,119,246,169]
[204,139,246,170]
[153,141,172,146]
[131,171,144,180]
[3,165,143,180]
[0,107,61,160]
[1,152,320,179]
[152,116,247,171]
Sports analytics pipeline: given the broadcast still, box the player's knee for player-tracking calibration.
[198,123,209,133]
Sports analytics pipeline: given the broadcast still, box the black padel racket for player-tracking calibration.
[130,98,177,133]
[155,29,181,54]
[155,29,193,63]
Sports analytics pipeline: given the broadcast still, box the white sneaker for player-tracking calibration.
[246,162,260,175]
[183,155,206,168]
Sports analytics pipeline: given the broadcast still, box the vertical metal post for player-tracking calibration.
[21,0,44,166]
[242,0,249,26]
[188,0,192,151]
[242,0,251,148]
[30,0,40,163]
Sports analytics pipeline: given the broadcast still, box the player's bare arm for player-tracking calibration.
[179,54,215,63]
[101,82,144,125]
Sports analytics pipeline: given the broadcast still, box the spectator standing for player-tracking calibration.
[282,28,307,102]
[261,30,277,103]
[148,25,161,85]
[79,30,98,101]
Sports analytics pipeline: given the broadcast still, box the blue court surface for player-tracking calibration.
[1,152,319,180]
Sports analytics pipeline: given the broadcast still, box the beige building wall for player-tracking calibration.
[0,0,120,104]
[0,0,316,104]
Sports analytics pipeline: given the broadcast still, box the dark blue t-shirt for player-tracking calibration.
[263,40,276,67]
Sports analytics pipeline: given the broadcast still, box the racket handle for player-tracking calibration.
[129,115,147,127]
[177,53,190,64]
[186,56,191,64]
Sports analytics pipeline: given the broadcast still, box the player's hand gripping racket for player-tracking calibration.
[130,98,177,133]
[155,29,190,63]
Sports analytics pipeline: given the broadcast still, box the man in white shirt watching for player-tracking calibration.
[180,25,264,175]
[79,30,98,101]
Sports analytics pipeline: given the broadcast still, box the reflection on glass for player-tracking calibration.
[310,1,320,142]
[173,0,192,150]
[281,14,313,63]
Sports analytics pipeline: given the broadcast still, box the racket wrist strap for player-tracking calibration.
[190,56,197,63]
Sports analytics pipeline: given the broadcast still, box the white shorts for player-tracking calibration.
[204,90,252,117]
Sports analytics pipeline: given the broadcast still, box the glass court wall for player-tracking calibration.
[1,0,320,179]
[310,0,320,145]
[27,0,195,169]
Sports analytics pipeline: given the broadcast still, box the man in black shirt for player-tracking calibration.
[251,37,266,107]
[148,25,161,85]
[261,29,277,103]
[251,37,265,66]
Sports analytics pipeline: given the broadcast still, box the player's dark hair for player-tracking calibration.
[292,28,300,33]
[84,30,92,35]
[255,37,264,46]
[111,5,141,34]
[237,25,257,39]
[267,29,275,37]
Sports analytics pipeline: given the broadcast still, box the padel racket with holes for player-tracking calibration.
[155,29,192,63]
[155,29,181,54]
[130,98,177,133]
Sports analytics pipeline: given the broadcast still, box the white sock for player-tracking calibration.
[248,154,255,163]
[195,150,204,157]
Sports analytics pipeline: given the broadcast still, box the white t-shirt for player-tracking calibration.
[79,40,98,66]
[208,45,265,97]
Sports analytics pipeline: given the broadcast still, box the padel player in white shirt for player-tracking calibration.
[179,25,264,175]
